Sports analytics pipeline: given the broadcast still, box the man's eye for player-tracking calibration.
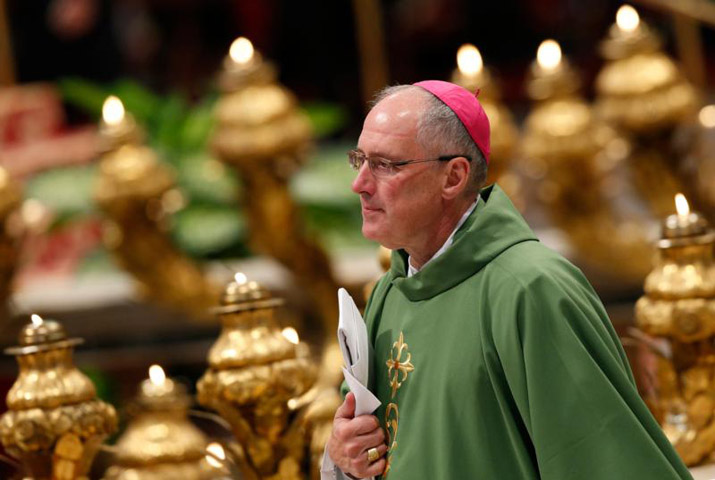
[373,160,392,172]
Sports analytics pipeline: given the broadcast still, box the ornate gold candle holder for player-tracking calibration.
[595,5,697,218]
[94,96,219,319]
[522,39,652,287]
[0,315,117,479]
[449,44,521,209]
[596,5,696,133]
[197,274,318,479]
[635,194,715,466]
[210,36,340,343]
[103,365,213,480]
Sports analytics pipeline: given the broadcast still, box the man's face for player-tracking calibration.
[351,91,444,250]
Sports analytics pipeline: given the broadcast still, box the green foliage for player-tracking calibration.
[55,77,364,260]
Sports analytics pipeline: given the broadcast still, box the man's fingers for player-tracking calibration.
[334,392,356,420]
[365,457,387,477]
[344,414,381,437]
[357,427,385,447]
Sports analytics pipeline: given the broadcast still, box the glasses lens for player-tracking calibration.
[348,151,364,171]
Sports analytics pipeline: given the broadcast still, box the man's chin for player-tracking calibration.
[361,225,400,249]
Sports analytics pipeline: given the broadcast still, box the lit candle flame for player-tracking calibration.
[229,37,254,64]
[536,40,562,70]
[456,44,483,76]
[234,272,248,285]
[616,5,640,32]
[31,314,43,326]
[699,105,715,128]
[281,327,300,345]
[675,193,690,217]
[102,96,125,126]
[206,442,226,468]
[149,364,166,386]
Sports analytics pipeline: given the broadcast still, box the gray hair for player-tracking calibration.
[372,85,488,195]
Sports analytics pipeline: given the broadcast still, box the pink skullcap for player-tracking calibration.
[413,80,490,163]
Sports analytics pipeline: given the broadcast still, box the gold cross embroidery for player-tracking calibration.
[385,331,414,399]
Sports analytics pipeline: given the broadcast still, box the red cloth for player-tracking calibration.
[413,80,491,163]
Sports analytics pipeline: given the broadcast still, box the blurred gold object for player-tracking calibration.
[0,166,22,323]
[103,365,213,480]
[197,274,319,479]
[635,194,715,466]
[595,5,698,217]
[450,44,521,206]
[522,39,652,287]
[0,315,117,479]
[210,37,339,341]
[687,105,715,224]
[94,96,219,319]
[210,39,343,462]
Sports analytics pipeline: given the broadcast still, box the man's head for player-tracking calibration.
[351,82,490,251]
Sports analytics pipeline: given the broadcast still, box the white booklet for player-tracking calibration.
[337,288,381,416]
[320,288,382,480]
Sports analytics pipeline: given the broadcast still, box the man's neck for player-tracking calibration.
[406,196,477,270]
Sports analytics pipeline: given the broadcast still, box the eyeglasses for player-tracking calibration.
[348,150,471,177]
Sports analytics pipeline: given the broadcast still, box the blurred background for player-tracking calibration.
[1,0,715,478]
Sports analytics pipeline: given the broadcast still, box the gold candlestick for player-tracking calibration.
[103,365,213,480]
[210,36,340,351]
[0,315,117,479]
[687,105,715,225]
[94,96,219,319]
[197,274,318,479]
[522,39,652,287]
[449,44,521,209]
[0,166,22,325]
[595,5,698,218]
[635,193,715,466]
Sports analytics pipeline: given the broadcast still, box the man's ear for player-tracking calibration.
[442,157,470,200]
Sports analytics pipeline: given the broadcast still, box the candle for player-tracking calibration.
[98,94,140,150]
[616,5,640,33]
[662,193,709,239]
[229,37,254,65]
[456,44,483,78]
[140,364,178,399]
[536,39,562,71]
[102,95,125,126]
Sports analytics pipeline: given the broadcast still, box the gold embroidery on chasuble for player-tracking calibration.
[383,331,414,477]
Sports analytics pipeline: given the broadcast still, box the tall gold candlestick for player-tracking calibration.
[94,96,219,319]
[521,39,652,287]
[595,5,698,218]
[0,315,117,479]
[635,194,715,466]
[210,36,340,348]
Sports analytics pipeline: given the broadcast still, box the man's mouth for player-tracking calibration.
[361,204,382,212]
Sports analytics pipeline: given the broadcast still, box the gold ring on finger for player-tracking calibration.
[367,447,380,463]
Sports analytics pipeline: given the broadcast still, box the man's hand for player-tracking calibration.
[327,392,388,478]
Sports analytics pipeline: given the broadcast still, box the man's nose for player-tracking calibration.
[351,161,374,195]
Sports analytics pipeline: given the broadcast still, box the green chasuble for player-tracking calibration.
[362,184,691,479]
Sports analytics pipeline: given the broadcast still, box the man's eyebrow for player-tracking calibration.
[356,148,393,159]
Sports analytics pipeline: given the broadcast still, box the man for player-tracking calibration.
[323,80,691,479]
